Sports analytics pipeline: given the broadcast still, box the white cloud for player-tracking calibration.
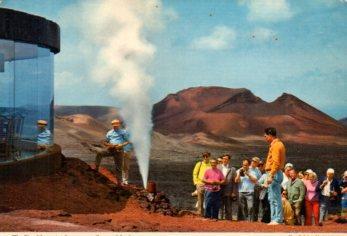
[191,25,236,50]
[251,27,276,42]
[240,0,294,22]
[165,8,179,21]
[55,71,81,88]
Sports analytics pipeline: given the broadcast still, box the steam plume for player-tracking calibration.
[71,0,165,188]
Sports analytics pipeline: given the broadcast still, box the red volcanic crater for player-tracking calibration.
[152,86,347,138]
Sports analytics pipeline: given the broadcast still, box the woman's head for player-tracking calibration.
[308,172,317,181]
[298,171,304,179]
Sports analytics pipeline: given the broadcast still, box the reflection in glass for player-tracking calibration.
[0,39,54,162]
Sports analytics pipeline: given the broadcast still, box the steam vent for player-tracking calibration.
[0,8,62,180]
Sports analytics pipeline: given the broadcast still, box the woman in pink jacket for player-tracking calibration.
[303,172,320,225]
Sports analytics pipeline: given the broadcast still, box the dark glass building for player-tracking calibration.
[0,8,60,162]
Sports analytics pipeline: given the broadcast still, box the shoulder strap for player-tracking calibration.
[225,168,232,179]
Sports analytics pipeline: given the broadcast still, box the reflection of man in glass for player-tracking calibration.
[95,119,132,185]
[37,119,52,150]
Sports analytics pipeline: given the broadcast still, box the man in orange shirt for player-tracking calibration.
[264,127,286,225]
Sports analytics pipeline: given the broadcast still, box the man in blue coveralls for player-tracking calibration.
[37,119,52,150]
[95,119,132,185]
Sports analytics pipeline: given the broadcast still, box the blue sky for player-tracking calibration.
[2,0,347,119]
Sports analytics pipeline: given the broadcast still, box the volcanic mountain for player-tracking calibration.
[152,86,347,138]
[55,105,119,125]
[340,118,347,126]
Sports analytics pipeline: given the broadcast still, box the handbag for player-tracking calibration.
[259,188,267,200]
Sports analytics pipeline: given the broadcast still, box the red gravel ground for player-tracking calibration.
[1,196,346,232]
[0,158,346,232]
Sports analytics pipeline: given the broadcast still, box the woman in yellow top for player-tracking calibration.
[192,152,211,216]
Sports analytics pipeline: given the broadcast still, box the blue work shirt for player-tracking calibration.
[238,168,259,193]
[250,167,262,179]
[106,128,132,152]
[37,129,52,145]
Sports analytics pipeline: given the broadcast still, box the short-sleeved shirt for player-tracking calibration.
[238,168,258,193]
[203,168,225,192]
[250,167,262,179]
[37,129,52,145]
[106,128,132,152]
[258,173,267,185]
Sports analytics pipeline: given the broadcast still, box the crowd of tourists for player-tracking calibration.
[192,127,347,226]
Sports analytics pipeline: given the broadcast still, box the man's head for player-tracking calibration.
[221,154,231,165]
[284,163,294,177]
[326,168,334,180]
[111,119,121,130]
[210,159,217,169]
[202,152,211,163]
[217,157,223,164]
[251,157,260,168]
[264,127,277,143]
[297,171,304,179]
[343,170,347,180]
[258,160,264,172]
[37,120,47,131]
[242,159,250,171]
[289,169,297,180]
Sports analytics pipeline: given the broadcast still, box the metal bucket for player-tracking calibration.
[147,181,156,194]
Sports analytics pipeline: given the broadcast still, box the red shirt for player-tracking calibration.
[203,168,225,192]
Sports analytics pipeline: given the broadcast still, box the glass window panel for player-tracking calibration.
[37,47,54,133]
[0,39,15,114]
[14,42,38,141]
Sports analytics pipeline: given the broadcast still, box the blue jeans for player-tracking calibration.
[319,196,330,223]
[267,171,283,223]
[204,190,221,219]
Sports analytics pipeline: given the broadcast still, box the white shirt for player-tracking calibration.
[322,179,332,197]
[221,164,229,177]
[282,174,290,190]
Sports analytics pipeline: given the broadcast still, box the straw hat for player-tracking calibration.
[111,119,120,124]
[37,120,47,125]
[284,163,293,169]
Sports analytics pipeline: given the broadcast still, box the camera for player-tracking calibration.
[240,168,245,177]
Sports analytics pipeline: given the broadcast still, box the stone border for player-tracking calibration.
[0,8,60,53]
